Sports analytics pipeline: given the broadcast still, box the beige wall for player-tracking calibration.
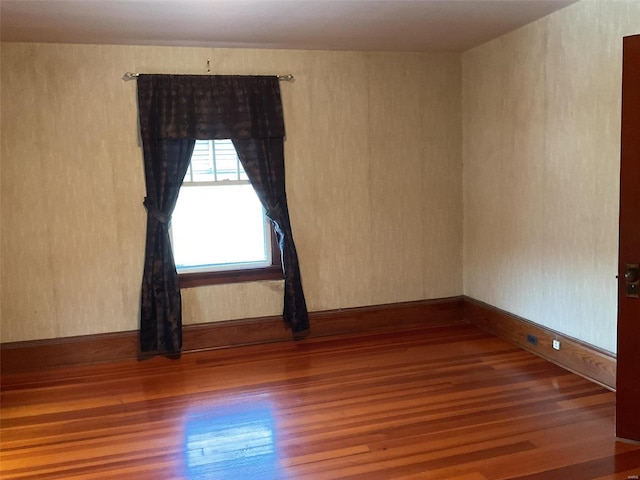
[463,0,640,353]
[0,43,462,342]
[5,1,632,351]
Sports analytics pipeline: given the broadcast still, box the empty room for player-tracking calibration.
[1,0,639,478]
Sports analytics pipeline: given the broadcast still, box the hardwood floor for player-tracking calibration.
[1,322,639,479]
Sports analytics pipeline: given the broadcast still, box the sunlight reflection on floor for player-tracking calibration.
[184,402,282,479]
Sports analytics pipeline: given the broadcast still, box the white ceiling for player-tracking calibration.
[0,0,576,52]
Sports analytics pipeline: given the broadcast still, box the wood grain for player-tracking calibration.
[616,33,640,442]
[2,322,638,479]
[0,297,464,373]
[464,297,617,391]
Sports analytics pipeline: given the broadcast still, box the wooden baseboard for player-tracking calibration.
[464,297,617,391]
[2,296,616,390]
[0,297,465,374]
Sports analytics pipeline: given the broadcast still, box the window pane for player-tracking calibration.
[215,140,241,181]
[214,158,239,181]
[190,141,216,182]
[172,184,268,270]
[183,139,248,183]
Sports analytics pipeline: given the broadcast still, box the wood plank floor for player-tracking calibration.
[1,323,639,479]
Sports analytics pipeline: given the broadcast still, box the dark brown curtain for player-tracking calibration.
[139,138,195,353]
[137,74,309,354]
[233,138,308,337]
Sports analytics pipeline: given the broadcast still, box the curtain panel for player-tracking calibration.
[137,74,309,354]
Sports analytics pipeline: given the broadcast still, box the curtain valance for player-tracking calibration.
[137,74,285,141]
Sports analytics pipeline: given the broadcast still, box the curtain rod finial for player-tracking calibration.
[123,72,139,81]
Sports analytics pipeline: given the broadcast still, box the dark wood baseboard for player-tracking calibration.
[1,296,616,390]
[464,297,617,391]
[0,297,465,374]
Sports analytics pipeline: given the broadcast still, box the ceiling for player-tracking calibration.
[0,0,576,53]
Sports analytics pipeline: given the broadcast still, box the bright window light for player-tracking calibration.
[171,140,271,273]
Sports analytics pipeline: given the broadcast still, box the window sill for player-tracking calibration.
[178,265,284,289]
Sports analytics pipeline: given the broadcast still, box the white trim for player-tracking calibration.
[181,179,250,187]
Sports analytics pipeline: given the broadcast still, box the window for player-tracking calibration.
[171,140,282,287]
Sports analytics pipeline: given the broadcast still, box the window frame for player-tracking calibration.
[178,226,283,288]
[174,139,284,289]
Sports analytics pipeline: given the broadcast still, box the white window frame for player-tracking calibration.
[170,140,281,284]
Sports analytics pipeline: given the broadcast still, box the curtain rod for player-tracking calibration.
[122,72,294,82]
